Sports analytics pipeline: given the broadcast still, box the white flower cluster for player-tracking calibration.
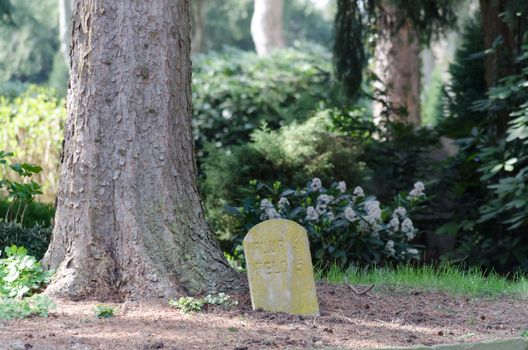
[406,248,419,256]
[387,205,416,240]
[385,240,395,255]
[352,186,365,200]
[408,181,425,199]
[310,178,323,192]
[344,206,357,222]
[364,200,381,222]
[260,199,280,220]
[260,199,273,211]
[401,217,415,240]
[316,194,334,213]
[393,207,407,218]
[387,216,399,234]
[278,197,290,211]
[305,206,319,221]
[337,181,347,193]
[305,194,336,222]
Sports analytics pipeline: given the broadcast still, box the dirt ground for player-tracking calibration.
[1,282,527,350]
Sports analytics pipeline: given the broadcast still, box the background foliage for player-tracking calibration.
[0,87,65,202]
[192,46,343,153]
[2,0,528,275]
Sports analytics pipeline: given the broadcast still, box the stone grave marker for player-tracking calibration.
[243,219,319,316]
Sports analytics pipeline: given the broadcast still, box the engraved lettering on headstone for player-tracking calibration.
[243,219,319,316]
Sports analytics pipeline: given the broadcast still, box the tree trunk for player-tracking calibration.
[479,0,518,135]
[58,0,74,67]
[251,0,285,56]
[191,0,206,54]
[373,1,421,126]
[479,0,515,88]
[43,0,239,300]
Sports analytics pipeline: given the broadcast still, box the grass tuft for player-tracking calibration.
[316,263,528,298]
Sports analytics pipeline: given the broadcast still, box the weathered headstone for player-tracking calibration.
[243,219,319,316]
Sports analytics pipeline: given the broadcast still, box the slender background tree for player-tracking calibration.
[251,0,285,55]
[334,0,458,125]
[58,0,73,67]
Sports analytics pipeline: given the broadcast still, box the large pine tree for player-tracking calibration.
[43,0,239,300]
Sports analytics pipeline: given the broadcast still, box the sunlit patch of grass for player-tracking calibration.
[315,263,528,298]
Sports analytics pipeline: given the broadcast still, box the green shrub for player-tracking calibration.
[47,51,68,98]
[423,15,490,260]
[202,112,366,203]
[0,87,65,202]
[192,46,343,153]
[225,179,425,267]
[201,112,368,247]
[450,49,528,271]
[0,81,31,99]
[0,222,52,260]
[1,48,340,202]
[0,200,54,228]
[361,123,440,202]
[0,0,59,84]
[435,17,528,271]
[0,152,52,259]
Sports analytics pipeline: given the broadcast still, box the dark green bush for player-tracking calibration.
[361,123,440,202]
[192,46,344,154]
[201,112,369,252]
[0,200,54,228]
[0,222,51,260]
[434,14,528,272]
[455,50,528,271]
[202,111,367,202]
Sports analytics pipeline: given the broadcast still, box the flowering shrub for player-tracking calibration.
[226,179,426,266]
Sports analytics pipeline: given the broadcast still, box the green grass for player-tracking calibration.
[316,264,528,298]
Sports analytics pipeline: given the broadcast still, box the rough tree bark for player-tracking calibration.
[58,0,74,66]
[373,1,421,126]
[43,0,239,300]
[251,0,285,56]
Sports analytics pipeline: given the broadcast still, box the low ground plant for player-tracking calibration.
[168,292,237,314]
[94,304,115,319]
[0,245,53,299]
[0,294,55,320]
[0,245,54,321]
